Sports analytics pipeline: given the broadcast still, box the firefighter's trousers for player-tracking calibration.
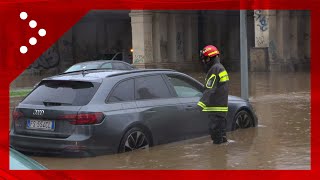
[208,113,227,144]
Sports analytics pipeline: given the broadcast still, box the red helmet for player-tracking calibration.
[200,45,220,59]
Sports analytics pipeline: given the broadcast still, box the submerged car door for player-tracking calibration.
[164,74,209,138]
[134,74,184,145]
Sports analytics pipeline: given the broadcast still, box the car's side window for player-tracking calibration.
[113,62,128,70]
[107,79,134,103]
[125,63,134,69]
[135,75,172,100]
[100,63,112,69]
[166,74,203,98]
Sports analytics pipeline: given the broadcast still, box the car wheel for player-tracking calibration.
[233,110,253,130]
[118,127,151,153]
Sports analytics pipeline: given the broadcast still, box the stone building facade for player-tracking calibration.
[27,10,310,75]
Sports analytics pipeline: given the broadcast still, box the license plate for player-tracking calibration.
[27,119,55,131]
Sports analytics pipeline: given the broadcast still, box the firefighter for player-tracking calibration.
[198,45,229,144]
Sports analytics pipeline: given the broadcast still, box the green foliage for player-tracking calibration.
[10,89,33,97]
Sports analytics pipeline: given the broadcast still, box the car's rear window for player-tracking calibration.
[21,80,100,106]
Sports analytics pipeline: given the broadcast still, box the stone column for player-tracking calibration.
[176,13,185,63]
[254,10,270,48]
[167,12,177,63]
[267,10,277,68]
[129,10,153,68]
[276,10,290,70]
[152,11,161,64]
[289,11,299,69]
[159,12,169,63]
[304,11,310,63]
[297,11,305,63]
[250,10,278,71]
[181,12,199,71]
[184,13,192,62]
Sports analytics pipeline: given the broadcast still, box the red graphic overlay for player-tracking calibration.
[0,0,318,179]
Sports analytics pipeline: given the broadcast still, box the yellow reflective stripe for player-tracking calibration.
[197,102,228,112]
[220,76,229,82]
[202,107,228,112]
[206,74,216,88]
[203,109,228,112]
[219,70,229,82]
[204,107,228,110]
[197,102,206,108]
[218,70,228,78]
[198,101,206,107]
[208,51,219,56]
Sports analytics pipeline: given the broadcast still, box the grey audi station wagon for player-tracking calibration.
[10,69,258,156]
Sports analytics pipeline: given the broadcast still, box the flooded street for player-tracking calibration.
[10,72,310,169]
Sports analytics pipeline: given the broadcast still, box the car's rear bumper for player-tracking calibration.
[10,130,117,156]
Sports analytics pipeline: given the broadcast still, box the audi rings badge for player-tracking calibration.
[33,109,45,116]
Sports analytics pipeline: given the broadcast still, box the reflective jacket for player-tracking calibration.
[197,58,229,114]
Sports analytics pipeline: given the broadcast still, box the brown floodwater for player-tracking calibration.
[10,72,310,170]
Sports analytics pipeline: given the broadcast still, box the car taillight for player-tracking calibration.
[12,109,24,121]
[58,112,105,125]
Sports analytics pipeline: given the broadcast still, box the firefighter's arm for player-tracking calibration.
[218,69,229,83]
[205,68,229,90]
[197,70,218,109]
[205,70,219,93]
[198,89,210,110]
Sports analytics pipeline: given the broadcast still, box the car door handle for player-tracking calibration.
[145,110,156,113]
[185,106,195,111]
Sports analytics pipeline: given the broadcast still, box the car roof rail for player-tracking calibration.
[105,69,176,78]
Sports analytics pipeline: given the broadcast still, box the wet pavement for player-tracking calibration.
[10,72,310,169]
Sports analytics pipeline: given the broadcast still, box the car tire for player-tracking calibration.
[118,127,151,153]
[233,110,253,130]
